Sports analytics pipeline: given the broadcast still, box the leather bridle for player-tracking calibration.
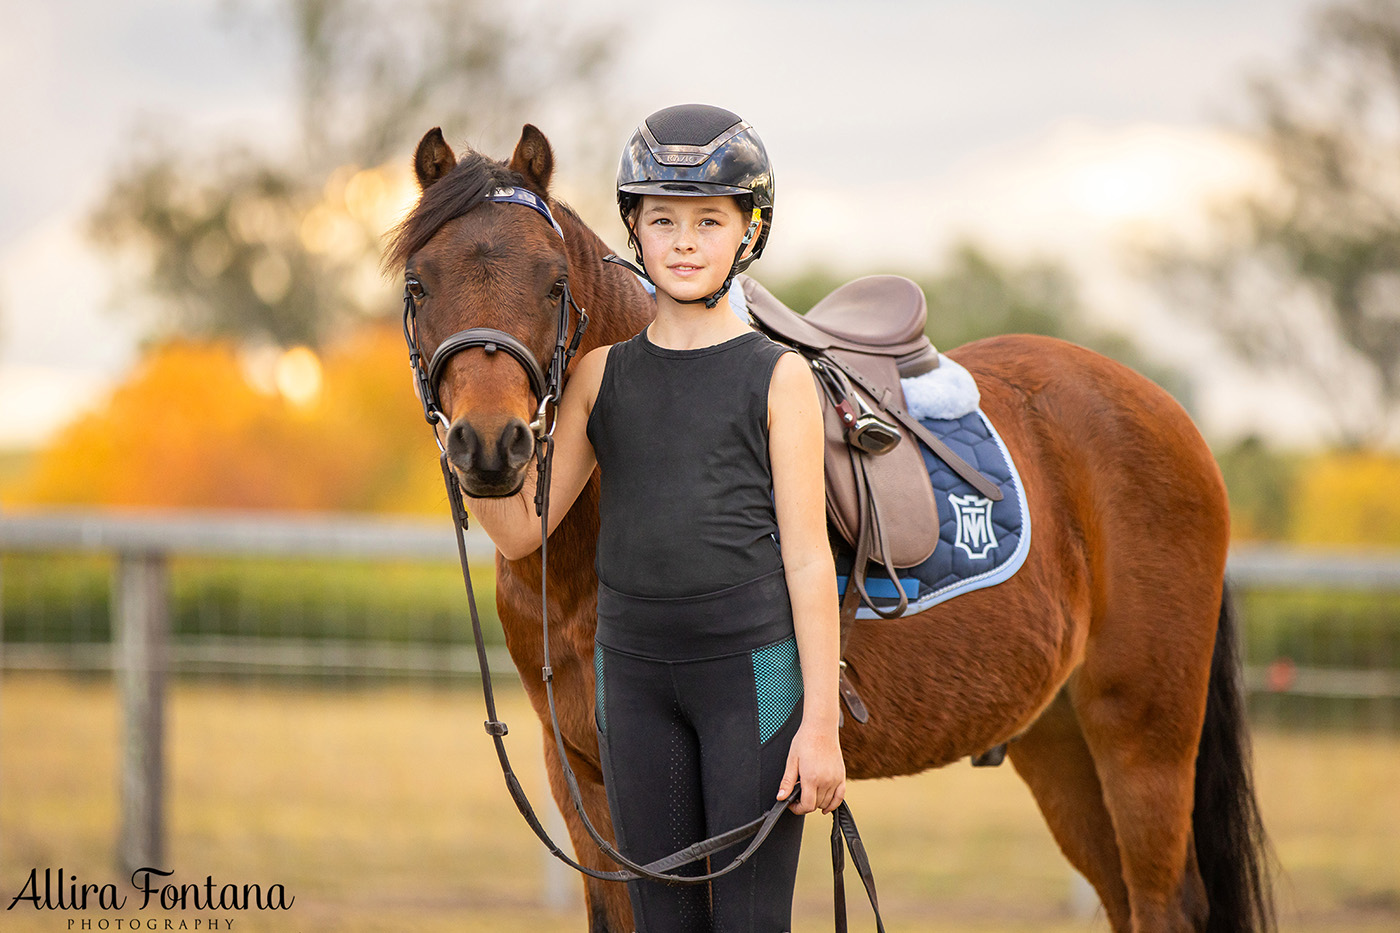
[402,186,584,448]
[402,184,885,928]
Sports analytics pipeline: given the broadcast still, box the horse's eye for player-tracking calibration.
[548,278,567,302]
[405,277,426,301]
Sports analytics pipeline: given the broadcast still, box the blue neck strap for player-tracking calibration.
[487,186,565,241]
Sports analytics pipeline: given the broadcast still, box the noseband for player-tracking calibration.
[402,185,589,449]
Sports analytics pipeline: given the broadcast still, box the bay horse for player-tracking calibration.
[385,124,1273,933]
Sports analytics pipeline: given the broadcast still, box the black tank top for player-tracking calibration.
[586,327,793,598]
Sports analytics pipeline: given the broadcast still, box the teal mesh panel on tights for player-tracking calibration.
[752,636,802,744]
[594,644,606,733]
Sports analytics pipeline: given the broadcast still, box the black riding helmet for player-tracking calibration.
[611,104,775,307]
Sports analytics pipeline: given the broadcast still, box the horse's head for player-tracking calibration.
[388,125,578,498]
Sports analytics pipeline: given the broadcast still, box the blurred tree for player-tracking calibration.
[1147,0,1400,446]
[919,243,1081,351]
[90,0,618,348]
[770,241,1185,397]
[1289,449,1400,545]
[1214,435,1300,541]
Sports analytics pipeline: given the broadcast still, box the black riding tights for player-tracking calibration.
[594,573,806,933]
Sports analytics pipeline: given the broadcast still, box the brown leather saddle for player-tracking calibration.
[743,275,1002,724]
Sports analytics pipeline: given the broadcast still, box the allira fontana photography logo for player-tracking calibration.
[7,867,293,928]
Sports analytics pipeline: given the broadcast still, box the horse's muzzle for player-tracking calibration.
[446,415,535,497]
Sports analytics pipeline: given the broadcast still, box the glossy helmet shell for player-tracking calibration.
[616,104,774,269]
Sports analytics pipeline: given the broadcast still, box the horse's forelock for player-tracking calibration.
[384,152,527,273]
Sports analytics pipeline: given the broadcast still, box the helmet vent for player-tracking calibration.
[645,104,742,147]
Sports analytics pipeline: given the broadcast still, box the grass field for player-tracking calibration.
[2,674,1397,932]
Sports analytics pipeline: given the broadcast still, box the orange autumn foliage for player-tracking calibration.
[7,326,448,514]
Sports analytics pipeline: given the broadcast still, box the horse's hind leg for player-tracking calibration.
[1072,586,1217,933]
[1009,689,1132,930]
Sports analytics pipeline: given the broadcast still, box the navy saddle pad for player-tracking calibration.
[834,409,1030,618]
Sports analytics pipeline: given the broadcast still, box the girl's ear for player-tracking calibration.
[624,196,645,257]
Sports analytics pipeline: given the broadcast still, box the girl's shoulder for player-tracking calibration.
[753,331,796,362]
[570,343,617,405]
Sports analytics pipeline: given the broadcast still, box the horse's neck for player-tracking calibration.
[558,210,654,351]
[544,209,652,564]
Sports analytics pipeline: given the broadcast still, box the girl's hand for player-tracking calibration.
[776,722,846,815]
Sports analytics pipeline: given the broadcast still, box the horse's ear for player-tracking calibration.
[508,124,554,195]
[414,128,457,191]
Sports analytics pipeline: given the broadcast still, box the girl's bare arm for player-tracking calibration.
[767,351,846,815]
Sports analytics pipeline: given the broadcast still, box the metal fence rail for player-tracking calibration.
[3,635,515,676]
[1227,545,1400,591]
[0,508,493,874]
[0,506,492,560]
[0,507,507,677]
[3,508,1399,878]
[6,506,1396,583]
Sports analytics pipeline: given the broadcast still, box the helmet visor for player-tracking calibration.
[617,180,754,198]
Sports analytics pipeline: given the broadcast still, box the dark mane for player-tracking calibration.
[383,150,528,272]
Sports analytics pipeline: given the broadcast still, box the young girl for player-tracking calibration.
[467,103,843,933]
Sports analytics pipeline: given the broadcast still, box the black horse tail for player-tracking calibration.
[1192,581,1276,932]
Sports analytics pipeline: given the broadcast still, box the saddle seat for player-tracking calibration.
[742,276,940,377]
[807,276,933,353]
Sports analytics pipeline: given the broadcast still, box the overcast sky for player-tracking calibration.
[0,0,1325,445]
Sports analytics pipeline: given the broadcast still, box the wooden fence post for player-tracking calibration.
[115,550,168,874]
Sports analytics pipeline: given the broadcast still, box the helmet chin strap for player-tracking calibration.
[605,209,761,309]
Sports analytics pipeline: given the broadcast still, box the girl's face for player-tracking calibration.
[634,195,755,303]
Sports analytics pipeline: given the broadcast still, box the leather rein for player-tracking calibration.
[402,185,884,928]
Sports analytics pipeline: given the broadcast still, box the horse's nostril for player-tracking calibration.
[446,420,480,469]
[501,418,535,469]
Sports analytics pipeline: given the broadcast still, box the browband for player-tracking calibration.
[488,186,564,241]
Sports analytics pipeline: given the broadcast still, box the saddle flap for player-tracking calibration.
[743,275,942,570]
[823,349,939,569]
